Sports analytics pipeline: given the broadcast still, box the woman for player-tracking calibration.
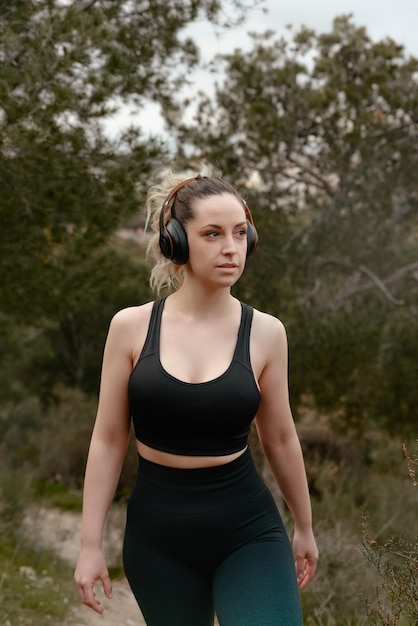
[74,166,318,625]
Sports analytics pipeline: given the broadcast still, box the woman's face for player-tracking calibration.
[184,193,248,289]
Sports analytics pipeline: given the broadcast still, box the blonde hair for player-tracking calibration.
[145,163,244,294]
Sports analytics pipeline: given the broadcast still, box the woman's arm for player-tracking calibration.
[74,309,136,613]
[254,313,319,589]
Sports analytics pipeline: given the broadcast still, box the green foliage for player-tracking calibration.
[34,479,83,512]
[0,460,32,533]
[294,433,417,625]
[0,1,155,321]
[172,15,418,435]
[0,530,75,626]
[361,442,418,625]
[1,383,129,492]
[0,458,75,625]
[0,0,256,322]
[26,244,153,395]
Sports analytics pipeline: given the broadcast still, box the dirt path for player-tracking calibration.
[24,506,146,625]
[65,578,145,626]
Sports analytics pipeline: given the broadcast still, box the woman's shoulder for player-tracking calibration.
[109,300,157,333]
[103,301,159,358]
[249,305,286,331]
[248,305,287,345]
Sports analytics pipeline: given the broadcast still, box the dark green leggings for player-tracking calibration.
[123,448,303,626]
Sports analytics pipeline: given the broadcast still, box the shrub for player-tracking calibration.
[361,442,418,625]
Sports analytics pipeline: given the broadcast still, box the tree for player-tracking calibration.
[169,15,418,434]
[0,0,256,321]
[0,0,258,362]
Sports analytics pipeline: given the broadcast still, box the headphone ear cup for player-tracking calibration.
[246,220,258,258]
[160,217,189,265]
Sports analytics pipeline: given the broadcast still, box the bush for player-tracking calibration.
[361,442,418,625]
[35,384,139,497]
[292,425,417,625]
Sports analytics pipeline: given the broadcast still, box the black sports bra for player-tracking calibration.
[128,298,261,456]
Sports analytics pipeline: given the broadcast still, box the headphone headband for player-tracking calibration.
[158,176,198,236]
[241,198,256,229]
[158,176,258,264]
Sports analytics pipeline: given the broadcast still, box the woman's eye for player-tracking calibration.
[206,231,219,238]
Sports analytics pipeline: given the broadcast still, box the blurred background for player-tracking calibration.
[1,1,417,624]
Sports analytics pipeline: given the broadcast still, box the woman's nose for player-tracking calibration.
[222,233,238,254]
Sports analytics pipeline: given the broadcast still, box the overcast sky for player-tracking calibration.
[105,0,418,138]
[198,0,418,59]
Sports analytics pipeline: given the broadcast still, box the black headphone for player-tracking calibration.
[159,176,258,265]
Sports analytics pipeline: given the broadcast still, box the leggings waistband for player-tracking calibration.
[130,446,268,513]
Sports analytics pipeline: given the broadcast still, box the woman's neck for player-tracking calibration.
[167,283,236,319]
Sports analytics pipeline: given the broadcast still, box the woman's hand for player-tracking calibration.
[293,527,319,590]
[74,547,112,614]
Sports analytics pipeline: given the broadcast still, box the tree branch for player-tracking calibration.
[357,265,404,306]
[80,0,99,11]
[330,261,418,309]
[286,155,337,197]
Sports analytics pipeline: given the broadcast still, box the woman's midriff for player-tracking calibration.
[136,439,248,469]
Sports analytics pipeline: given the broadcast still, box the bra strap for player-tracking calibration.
[233,303,254,367]
[140,298,166,358]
